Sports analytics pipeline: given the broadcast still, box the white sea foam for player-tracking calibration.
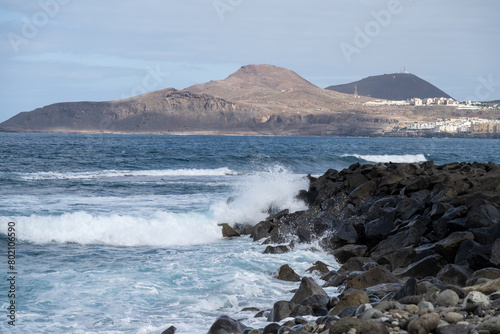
[1,211,222,246]
[344,153,427,163]
[20,167,238,180]
[211,165,309,225]
[3,165,309,246]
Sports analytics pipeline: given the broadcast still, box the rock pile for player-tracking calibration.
[171,161,500,334]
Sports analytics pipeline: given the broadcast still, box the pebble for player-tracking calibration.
[463,291,491,312]
[418,301,435,312]
[406,304,419,314]
[444,311,464,323]
[436,290,460,307]
[360,308,383,320]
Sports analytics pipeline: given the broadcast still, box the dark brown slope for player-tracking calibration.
[326,73,453,100]
[0,89,263,134]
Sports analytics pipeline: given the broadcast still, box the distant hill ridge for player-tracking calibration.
[1,64,471,136]
[326,72,453,100]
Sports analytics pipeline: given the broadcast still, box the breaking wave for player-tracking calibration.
[19,167,238,180]
[343,154,427,164]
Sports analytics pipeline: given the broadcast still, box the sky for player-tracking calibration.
[0,0,499,122]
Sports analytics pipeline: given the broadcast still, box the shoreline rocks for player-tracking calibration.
[189,161,500,334]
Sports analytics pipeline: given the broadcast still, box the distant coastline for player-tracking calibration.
[1,128,500,139]
[1,65,499,137]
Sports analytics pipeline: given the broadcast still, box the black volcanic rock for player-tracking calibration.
[206,161,500,334]
[326,72,452,100]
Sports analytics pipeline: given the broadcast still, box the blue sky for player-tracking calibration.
[0,0,499,122]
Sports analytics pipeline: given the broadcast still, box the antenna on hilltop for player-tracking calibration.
[400,66,410,74]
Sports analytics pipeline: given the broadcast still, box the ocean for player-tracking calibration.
[1,133,499,333]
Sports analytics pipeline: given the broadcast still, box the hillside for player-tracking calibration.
[185,64,362,114]
[0,89,263,134]
[1,64,486,136]
[326,72,452,100]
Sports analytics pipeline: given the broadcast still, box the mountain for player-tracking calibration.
[326,72,452,100]
[0,65,466,136]
[185,64,357,114]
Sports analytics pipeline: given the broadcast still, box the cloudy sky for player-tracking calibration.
[0,0,499,122]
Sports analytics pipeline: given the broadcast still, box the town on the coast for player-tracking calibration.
[365,97,500,135]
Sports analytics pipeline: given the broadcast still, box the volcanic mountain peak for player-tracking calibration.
[186,64,318,95]
[326,72,452,101]
[224,64,318,90]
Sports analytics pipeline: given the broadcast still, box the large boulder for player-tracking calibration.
[328,290,370,316]
[349,180,377,204]
[327,317,367,334]
[337,257,378,274]
[290,277,327,304]
[432,206,468,239]
[161,326,176,334]
[207,315,248,334]
[462,291,490,312]
[463,278,500,295]
[267,301,311,322]
[320,218,359,251]
[407,313,440,334]
[251,220,275,241]
[298,294,330,308]
[393,277,417,300]
[434,231,474,262]
[363,210,397,246]
[435,324,470,334]
[466,267,500,286]
[466,202,500,228]
[466,243,494,270]
[276,264,300,282]
[306,261,330,275]
[491,238,500,266]
[346,266,401,290]
[331,244,368,263]
[219,223,240,238]
[436,264,473,287]
[395,254,447,279]
[476,315,500,334]
[436,289,460,307]
[370,219,428,260]
[375,247,416,272]
[263,245,290,254]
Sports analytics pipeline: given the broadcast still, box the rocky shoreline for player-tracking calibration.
[168,161,500,334]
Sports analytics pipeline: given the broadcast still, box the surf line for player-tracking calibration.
[6,221,17,326]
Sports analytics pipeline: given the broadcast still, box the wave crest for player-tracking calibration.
[20,167,237,180]
[0,211,222,246]
[343,154,427,164]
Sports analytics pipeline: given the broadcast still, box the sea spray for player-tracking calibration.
[1,165,309,246]
[211,164,309,226]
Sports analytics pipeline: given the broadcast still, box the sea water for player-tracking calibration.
[0,134,499,333]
